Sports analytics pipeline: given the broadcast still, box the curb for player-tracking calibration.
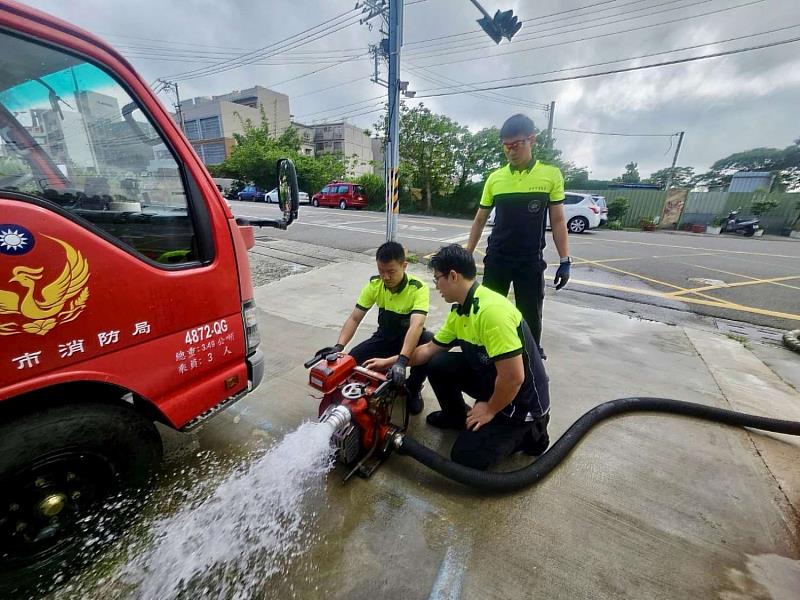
[783,329,800,354]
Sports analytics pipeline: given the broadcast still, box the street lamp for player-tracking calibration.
[469,0,523,44]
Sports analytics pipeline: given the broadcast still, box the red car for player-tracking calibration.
[312,182,367,209]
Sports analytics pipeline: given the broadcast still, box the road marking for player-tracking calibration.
[558,275,800,322]
[679,263,800,291]
[667,275,800,297]
[299,221,451,243]
[587,236,799,259]
[572,255,725,303]
[571,252,718,266]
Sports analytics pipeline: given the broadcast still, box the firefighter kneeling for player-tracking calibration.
[366,244,550,471]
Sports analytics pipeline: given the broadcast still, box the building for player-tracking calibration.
[312,121,374,177]
[291,121,315,156]
[178,86,291,165]
[727,171,774,193]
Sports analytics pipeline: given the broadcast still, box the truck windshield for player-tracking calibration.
[0,32,199,264]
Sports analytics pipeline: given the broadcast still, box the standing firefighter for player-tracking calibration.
[466,113,571,357]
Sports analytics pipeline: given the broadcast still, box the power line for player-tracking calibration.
[404,63,550,112]
[406,0,669,55]
[166,7,362,81]
[412,0,764,68]
[405,0,624,47]
[412,22,800,94]
[555,127,678,137]
[415,35,800,97]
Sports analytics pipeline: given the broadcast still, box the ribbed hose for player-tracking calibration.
[394,397,800,492]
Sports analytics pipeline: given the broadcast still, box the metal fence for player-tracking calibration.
[575,189,800,234]
[576,189,666,228]
[679,192,800,234]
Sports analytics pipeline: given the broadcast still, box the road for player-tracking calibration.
[231,200,800,331]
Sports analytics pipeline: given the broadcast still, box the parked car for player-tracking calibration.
[237,185,265,202]
[265,187,310,204]
[591,195,608,226]
[487,192,601,233]
[311,182,368,209]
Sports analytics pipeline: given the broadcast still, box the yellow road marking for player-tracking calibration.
[572,255,726,303]
[571,252,717,266]
[679,263,800,292]
[667,275,800,297]
[589,236,799,259]
[549,274,800,322]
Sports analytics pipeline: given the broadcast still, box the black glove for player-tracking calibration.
[388,355,409,386]
[554,261,571,290]
[315,344,343,358]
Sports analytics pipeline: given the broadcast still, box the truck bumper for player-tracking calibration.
[248,348,265,390]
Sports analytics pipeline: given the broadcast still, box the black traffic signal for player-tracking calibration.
[477,9,523,44]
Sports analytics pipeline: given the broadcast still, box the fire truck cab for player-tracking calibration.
[0,0,298,583]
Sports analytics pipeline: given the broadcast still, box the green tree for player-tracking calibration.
[395,103,462,211]
[213,117,344,195]
[646,166,695,189]
[613,162,641,184]
[454,126,505,190]
[694,138,800,191]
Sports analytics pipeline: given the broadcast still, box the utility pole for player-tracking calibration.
[546,101,555,149]
[358,0,523,241]
[156,79,184,132]
[664,131,685,190]
[384,0,403,241]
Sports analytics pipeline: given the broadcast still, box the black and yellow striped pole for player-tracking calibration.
[384,0,403,241]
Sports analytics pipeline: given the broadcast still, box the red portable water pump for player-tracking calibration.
[305,352,409,480]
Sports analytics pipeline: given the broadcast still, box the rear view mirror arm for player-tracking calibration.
[236,216,294,230]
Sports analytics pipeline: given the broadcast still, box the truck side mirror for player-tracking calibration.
[277,158,299,227]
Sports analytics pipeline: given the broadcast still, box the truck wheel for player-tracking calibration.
[567,216,589,234]
[0,402,162,591]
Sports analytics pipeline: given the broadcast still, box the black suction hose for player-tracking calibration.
[394,397,800,492]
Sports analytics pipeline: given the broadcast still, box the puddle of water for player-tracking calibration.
[54,420,336,600]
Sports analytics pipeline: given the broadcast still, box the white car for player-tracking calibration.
[265,187,309,204]
[487,192,601,234]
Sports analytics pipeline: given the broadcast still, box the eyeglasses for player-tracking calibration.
[502,138,530,151]
[432,273,447,285]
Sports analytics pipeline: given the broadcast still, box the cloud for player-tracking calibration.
[22,0,800,179]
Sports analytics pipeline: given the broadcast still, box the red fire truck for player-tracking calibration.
[0,0,298,582]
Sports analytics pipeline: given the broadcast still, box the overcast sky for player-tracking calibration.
[25,0,800,179]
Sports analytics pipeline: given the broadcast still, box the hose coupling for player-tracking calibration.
[319,404,352,433]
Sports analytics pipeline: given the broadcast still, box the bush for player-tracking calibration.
[356,173,385,210]
[607,220,623,230]
[751,197,780,217]
[607,197,630,223]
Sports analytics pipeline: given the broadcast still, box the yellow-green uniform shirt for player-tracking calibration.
[480,159,565,261]
[433,283,550,421]
[356,273,430,340]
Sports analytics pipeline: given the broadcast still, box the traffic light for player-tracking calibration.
[477,8,523,44]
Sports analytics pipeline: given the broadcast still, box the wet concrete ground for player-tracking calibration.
[190,255,799,599]
[49,242,800,599]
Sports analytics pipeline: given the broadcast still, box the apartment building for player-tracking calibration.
[178,86,291,165]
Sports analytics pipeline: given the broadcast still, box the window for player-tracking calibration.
[564,195,583,205]
[333,141,343,153]
[0,32,200,265]
[198,142,225,165]
[321,186,330,194]
[184,120,199,140]
[315,142,324,152]
[199,116,221,139]
[337,185,349,194]
[354,186,365,196]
